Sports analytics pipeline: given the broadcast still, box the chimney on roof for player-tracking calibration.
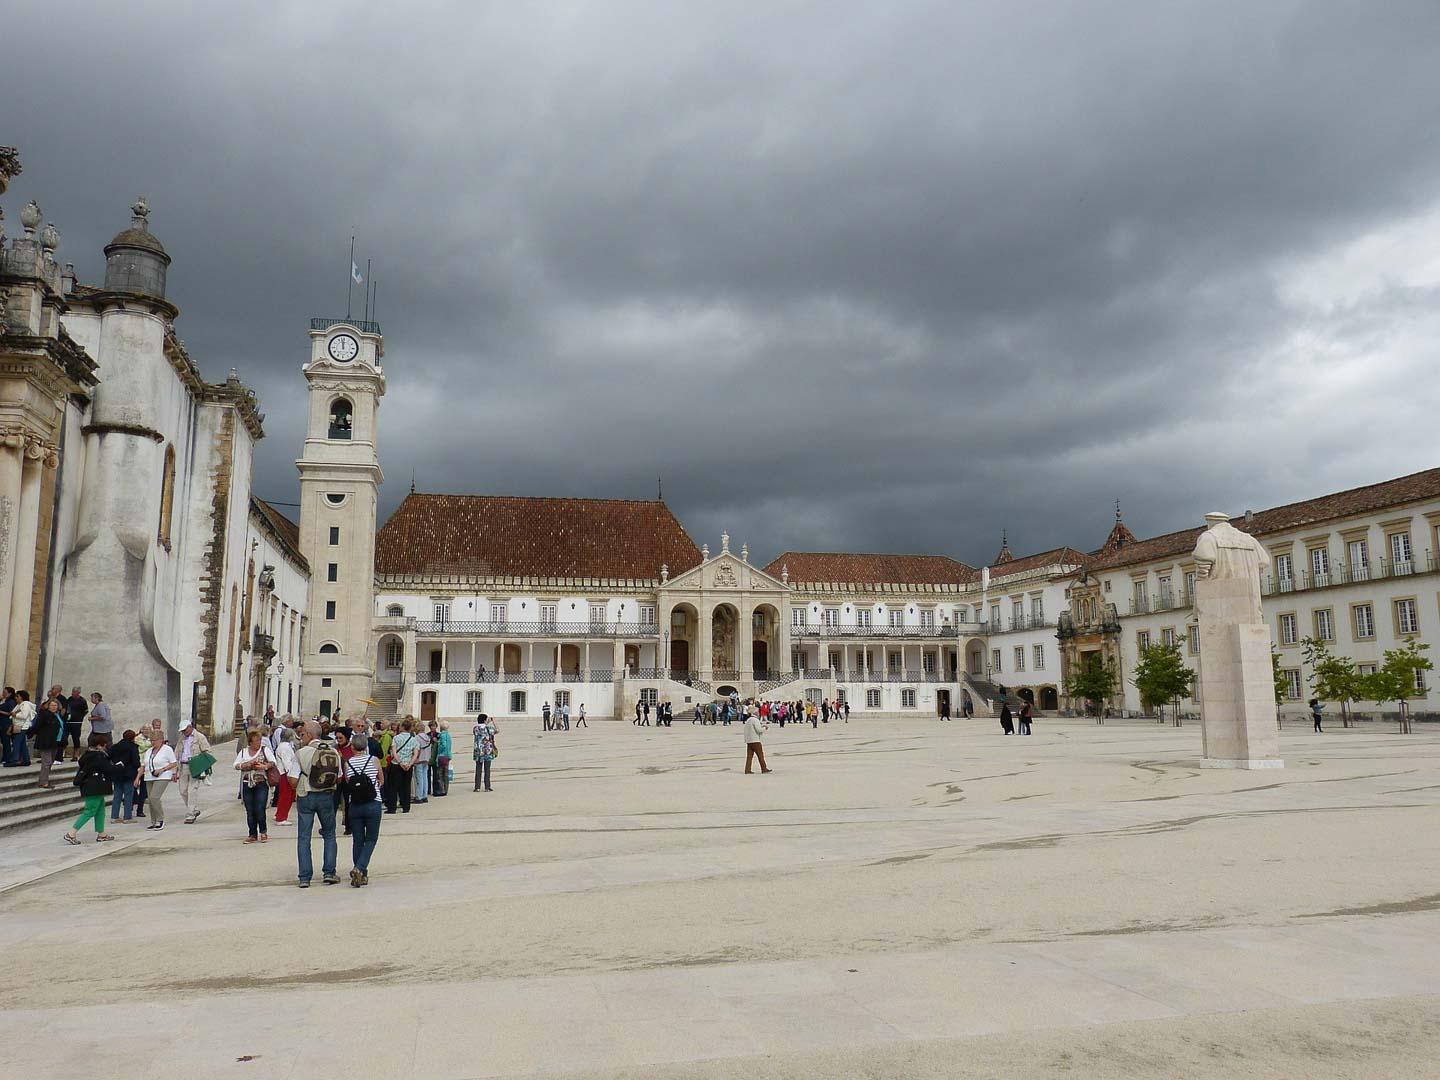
[1245,509,1254,523]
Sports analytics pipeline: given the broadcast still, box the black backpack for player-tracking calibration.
[344,754,377,803]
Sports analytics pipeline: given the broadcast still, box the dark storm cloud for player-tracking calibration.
[7,1,1440,568]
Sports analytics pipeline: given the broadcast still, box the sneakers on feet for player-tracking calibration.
[297,880,311,888]
[349,868,362,888]
[322,873,340,885]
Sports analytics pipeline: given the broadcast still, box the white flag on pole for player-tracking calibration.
[351,261,364,285]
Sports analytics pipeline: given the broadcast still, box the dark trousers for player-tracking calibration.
[474,758,492,790]
[433,760,449,796]
[744,743,769,773]
[384,763,412,812]
[1314,717,1323,732]
[63,721,82,755]
[350,800,382,872]
[241,782,269,838]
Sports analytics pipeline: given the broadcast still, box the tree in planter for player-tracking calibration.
[1358,640,1433,734]
[1131,641,1197,725]
[1301,637,1361,728]
[1065,654,1118,719]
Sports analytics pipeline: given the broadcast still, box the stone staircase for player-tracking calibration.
[962,674,1026,716]
[756,671,799,696]
[0,759,84,836]
[367,681,403,722]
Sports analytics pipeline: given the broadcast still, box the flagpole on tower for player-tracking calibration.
[346,234,356,319]
[363,259,372,321]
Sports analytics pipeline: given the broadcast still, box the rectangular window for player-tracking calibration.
[1185,570,1198,602]
[1390,531,1414,574]
[991,648,1002,672]
[1162,627,1176,647]
[326,563,338,583]
[890,609,904,628]
[640,688,658,707]
[1133,579,1147,605]
[1358,663,1376,677]
[989,605,1000,627]
[1011,600,1024,627]
[1310,547,1330,587]
[1158,576,1172,606]
[509,691,527,713]
[1033,644,1044,670]
[1353,603,1375,640]
[1279,613,1298,646]
[1273,554,1293,591]
[923,652,936,673]
[465,690,483,712]
[1347,539,1369,581]
[866,687,881,708]
[956,606,968,623]
[888,651,902,673]
[386,642,403,667]
[640,605,656,626]
[919,608,935,629]
[1031,597,1045,623]
[1314,608,1335,642]
[1188,623,1200,655]
[1395,598,1420,635]
[590,604,606,627]
[325,600,336,620]
[1137,630,1151,652]
[1013,646,1025,672]
[1282,669,1303,700]
[539,603,557,626]
[901,688,916,708]
[433,602,450,624]
[554,690,570,708]
[856,610,872,628]
[792,608,807,627]
[1414,667,1427,693]
[492,604,508,627]
[823,607,840,628]
[328,526,339,545]
[836,688,847,704]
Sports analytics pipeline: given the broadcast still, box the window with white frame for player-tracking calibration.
[989,605,1001,627]
[639,605,656,626]
[1357,662,1376,677]
[836,689,847,704]
[919,608,935,629]
[1162,627,1176,647]
[991,648,1002,672]
[1388,531,1413,573]
[386,604,404,617]
[792,608,807,627]
[1031,596,1044,622]
[465,690,483,712]
[1137,630,1151,652]
[1395,598,1420,635]
[889,609,904,628]
[1184,569,1198,601]
[1188,623,1199,655]
[1314,608,1335,641]
[1282,669,1302,700]
[1133,579,1147,607]
[509,690,527,713]
[385,641,403,667]
[554,690,570,708]
[866,687,881,708]
[1272,554,1292,591]
[888,651,902,673]
[1013,646,1025,671]
[1011,600,1024,627]
[1279,613,1298,645]
[857,609,872,628]
[539,603,557,626]
[1347,538,1369,580]
[1033,644,1044,670]
[901,688,917,708]
[640,688,658,707]
[922,652,936,673]
[1353,603,1375,639]
[491,603,507,627]
[1310,547,1330,586]
[1414,667,1427,693]
[823,607,840,628]
[956,606,969,623]
[1158,576,1173,605]
[590,604,607,627]
[433,602,450,624]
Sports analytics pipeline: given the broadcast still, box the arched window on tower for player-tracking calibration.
[157,443,176,551]
[319,643,340,655]
[328,398,353,440]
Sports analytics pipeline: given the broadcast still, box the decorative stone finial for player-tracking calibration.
[20,200,41,237]
[660,563,669,583]
[0,205,6,248]
[1115,498,1123,523]
[130,196,150,229]
[702,543,710,561]
[781,564,789,584]
[741,542,748,563]
[721,531,730,555]
[40,222,59,261]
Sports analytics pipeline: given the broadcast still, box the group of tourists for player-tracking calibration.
[543,701,586,730]
[633,699,675,725]
[1,684,113,778]
[998,700,1034,735]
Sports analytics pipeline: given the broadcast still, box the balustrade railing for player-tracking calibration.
[410,620,660,638]
[790,624,964,640]
[1260,551,1436,597]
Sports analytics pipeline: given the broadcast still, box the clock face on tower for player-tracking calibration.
[327,333,359,363]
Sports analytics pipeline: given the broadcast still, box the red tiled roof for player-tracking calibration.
[762,551,976,586]
[1088,467,1440,571]
[375,494,702,580]
[251,497,308,572]
[986,546,1090,581]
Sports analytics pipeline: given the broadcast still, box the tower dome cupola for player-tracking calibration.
[103,197,171,297]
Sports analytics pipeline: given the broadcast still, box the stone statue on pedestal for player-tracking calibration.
[1192,512,1282,769]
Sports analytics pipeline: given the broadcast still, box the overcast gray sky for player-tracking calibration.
[7,1,1440,568]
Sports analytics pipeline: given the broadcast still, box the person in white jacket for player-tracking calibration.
[743,706,772,774]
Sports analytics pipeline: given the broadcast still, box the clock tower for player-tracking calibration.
[297,318,385,719]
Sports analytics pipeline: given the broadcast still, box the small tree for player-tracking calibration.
[1271,648,1286,709]
[1131,642,1197,724]
[1066,654,1117,718]
[1302,637,1361,728]
[1359,640,1433,734]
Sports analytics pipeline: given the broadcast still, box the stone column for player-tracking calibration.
[0,435,27,676]
[696,603,712,682]
[741,604,755,682]
[4,444,47,686]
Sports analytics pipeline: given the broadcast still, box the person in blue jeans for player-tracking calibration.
[344,739,384,887]
[294,722,340,887]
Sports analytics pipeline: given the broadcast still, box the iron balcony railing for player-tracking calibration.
[412,668,622,685]
[410,619,660,638]
[790,624,966,639]
[1260,551,1436,597]
[982,613,1054,634]
[311,317,382,334]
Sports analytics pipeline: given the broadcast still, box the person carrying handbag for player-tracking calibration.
[234,729,278,843]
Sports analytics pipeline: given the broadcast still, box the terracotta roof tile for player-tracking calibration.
[250,497,307,572]
[1087,467,1440,571]
[762,551,976,586]
[985,546,1090,582]
[375,493,702,580]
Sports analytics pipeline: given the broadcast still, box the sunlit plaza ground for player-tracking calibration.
[6,716,1440,1079]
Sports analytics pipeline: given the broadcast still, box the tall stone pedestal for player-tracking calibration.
[1195,578,1283,769]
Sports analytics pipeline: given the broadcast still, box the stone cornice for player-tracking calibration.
[69,288,179,322]
[376,572,663,593]
[201,376,265,440]
[81,420,165,443]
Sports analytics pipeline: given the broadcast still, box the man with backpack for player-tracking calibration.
[294,721,342,887]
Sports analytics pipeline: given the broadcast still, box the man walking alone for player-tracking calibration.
[743,706,772,775]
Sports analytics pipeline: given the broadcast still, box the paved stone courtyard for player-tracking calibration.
[6,717,1440,1078]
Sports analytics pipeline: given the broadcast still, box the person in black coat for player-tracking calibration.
[108,730,142,823]
[31,697,63,787]
[999,702,1014,735]
[65,734,117,843]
